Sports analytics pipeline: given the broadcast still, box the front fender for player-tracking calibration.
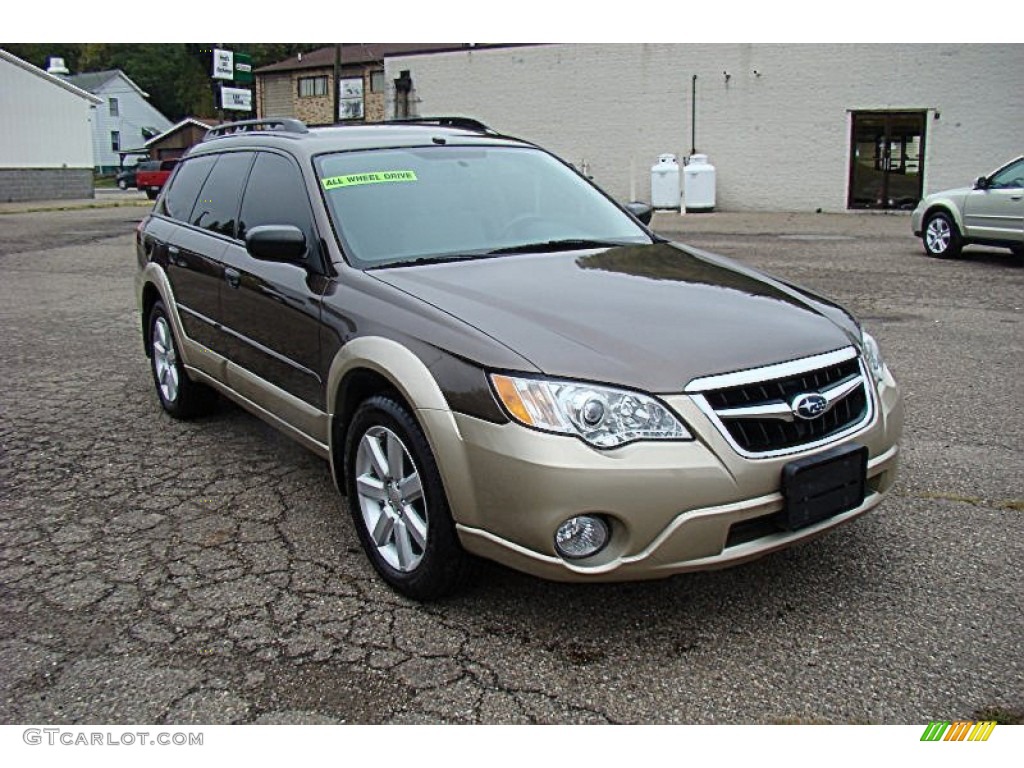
[326,337,480,524]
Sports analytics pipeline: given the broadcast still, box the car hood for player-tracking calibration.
[370,242,860,393]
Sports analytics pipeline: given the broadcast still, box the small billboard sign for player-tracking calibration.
[212,49,234,80]
[220,86,252,112]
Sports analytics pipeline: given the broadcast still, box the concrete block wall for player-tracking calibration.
[0,168,94,202]
[386,44,1024,211]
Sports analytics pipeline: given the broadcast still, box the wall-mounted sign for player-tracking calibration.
[220,86,252,112]
[213,49,234,80]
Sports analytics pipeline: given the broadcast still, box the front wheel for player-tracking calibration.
[145,188,158,200]
[345,394,474,600]
[117,179,128,190]
[923,211,962,258]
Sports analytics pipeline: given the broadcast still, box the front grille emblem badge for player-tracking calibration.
[792,393,829,421]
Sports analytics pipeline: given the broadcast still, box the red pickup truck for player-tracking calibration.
[136,160,179,200]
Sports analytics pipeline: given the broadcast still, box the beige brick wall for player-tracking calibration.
[386,44,1024,211]
[257,67,387,126]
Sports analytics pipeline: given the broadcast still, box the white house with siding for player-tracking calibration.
[61,69,173,174]
[0,48,101,202]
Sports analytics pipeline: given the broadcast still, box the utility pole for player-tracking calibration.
[333,44,342,123]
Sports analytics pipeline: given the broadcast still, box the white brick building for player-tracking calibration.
[385,44,1023,212]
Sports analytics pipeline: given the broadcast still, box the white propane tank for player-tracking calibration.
[683,154,716,212]
[650,154,681,209]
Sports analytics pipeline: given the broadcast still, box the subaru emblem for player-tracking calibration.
[792,393,829,421]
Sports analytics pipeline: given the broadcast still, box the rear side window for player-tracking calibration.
[161,155,216,222]
[239,152,316,257]
[190,152,255,238]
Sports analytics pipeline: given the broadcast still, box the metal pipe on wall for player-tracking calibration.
[691,74,697,156]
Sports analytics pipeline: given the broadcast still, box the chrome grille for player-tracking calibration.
[690,349,873,457]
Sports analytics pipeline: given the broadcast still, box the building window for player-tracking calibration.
[109,98,119,117]
[370,70,386,93]
[298,76,328,98]
[110,131,121,152]
[339,77,365,120]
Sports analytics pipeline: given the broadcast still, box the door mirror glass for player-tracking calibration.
[245,225,307,263]
[625,201,654,225]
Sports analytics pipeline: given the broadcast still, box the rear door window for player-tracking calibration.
[190,152,255,238]
[161,155,217,222]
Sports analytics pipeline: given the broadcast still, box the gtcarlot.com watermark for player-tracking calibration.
[23,728,203,747]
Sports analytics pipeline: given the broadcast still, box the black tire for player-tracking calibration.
[117,179,128,190]
[922,211,962,258]
[148,301,218,419]
[345,394,474,600]
[146,188,158,200]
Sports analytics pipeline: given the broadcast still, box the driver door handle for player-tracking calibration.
[224,268,241,289]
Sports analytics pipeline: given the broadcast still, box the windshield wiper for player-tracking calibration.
[484,238,636,255]
[368,253,489,269]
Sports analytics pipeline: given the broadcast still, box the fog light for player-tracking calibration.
[554,515,610,560]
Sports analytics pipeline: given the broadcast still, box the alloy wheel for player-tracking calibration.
[151,316,180,404]
[354,425,428,572]
[925,217,951,254]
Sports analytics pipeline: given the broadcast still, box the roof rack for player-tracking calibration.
[382,116,495,134]
[204,117,309,140]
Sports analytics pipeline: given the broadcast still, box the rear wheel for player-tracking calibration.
[923,211,962,258]
[145,188,158,200]
[345,394,473,600]
[148,301,217,419]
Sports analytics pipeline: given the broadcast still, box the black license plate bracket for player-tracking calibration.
[780,444,868,531]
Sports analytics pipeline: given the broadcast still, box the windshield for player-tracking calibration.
[315,145,651,268]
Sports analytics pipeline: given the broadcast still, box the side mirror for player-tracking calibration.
[625,201,654,225]
[974,175,989,190]
[245,225,306,263]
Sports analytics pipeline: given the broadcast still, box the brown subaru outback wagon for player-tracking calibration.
[136,117,903,599]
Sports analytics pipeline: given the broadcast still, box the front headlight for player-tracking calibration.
[861,330,886,383]
[490,373,692,448]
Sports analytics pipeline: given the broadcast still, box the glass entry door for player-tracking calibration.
[848,112,926,209]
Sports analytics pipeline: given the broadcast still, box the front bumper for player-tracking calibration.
[420,363,903,582]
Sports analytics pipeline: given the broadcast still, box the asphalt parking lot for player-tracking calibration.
[0,205,1021,724]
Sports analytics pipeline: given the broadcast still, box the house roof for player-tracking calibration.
[0,48,102,104]
[255,44,478,74]
[144,117,215,147]
[62,69,149,98]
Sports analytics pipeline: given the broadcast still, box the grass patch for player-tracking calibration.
[0,200,152,215]
[971,706,1024,724]
[901,491,1024,512]
[903,490,984,506]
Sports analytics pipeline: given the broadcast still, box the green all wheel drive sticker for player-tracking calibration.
[321,171,418,189]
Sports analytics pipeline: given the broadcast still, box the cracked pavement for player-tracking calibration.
[0,207,1021,724]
